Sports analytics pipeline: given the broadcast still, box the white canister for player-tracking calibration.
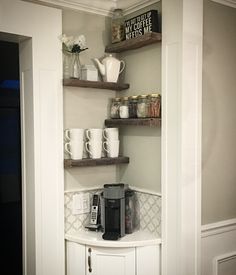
[81,65,98,81]
[119,97,129,118]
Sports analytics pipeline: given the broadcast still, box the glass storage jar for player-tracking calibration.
[119,97,129,118]
[148,93,161,118]
[110,97,121,118]
[111,9,125,43]
[137,95,149,118]
[128,95,138,118]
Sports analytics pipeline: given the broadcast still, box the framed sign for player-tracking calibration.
[125,10,159,40]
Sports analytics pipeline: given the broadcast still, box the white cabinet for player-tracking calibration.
[86,246,135,275]
[67,242,85,275]
[66,240,160,275]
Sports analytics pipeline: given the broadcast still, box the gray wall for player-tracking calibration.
[202,0,236,224]
[118,3,162,193]
[63,9,117,190]
[63,5,161,193]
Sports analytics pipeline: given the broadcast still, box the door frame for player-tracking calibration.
[0,1,64,274]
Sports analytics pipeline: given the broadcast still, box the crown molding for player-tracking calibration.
[211,0,236,8]
[23,0,160,17]
[118,0,160,16]
[23,0,116,16]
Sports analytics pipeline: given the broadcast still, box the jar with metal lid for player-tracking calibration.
[137,95,149,118]
[119,97,129,118]
[110,97,121,118]
[148,93,161,118]
[128,95,138,118]
[111,9,125,43]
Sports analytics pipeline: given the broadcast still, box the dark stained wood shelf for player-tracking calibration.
[105,32,162,53]
[63,79,130,91]
[105,118,161,127]
[64,156,129,168]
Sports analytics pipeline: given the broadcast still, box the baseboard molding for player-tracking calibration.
[201,218,236,238]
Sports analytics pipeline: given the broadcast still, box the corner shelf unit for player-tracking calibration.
[64,156,130,168]
[105,118,161,127]
[105,32,162,53]
[63,79,130,91]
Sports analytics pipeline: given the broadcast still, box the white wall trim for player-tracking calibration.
[201,218,236,238]
[24,0,160,16]
[213,251,236,275]
[0,1,64,274]
[211,0,236,9]
[201,218,236,275]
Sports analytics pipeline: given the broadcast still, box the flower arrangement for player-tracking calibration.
[60,34,88,54]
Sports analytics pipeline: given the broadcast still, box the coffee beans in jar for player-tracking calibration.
[128,95,138,118]
[148,93,161,118]
[110,97,121,118]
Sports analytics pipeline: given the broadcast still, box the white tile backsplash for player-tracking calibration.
[64,189,161,237]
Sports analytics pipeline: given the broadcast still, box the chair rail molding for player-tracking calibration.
[202,218,236,238]
[211,0,236,8]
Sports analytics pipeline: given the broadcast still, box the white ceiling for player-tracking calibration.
[23,0,160,16]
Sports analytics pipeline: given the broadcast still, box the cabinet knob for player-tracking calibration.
[88,248,92,273]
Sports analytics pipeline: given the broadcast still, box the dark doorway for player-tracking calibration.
[0,41,22,275]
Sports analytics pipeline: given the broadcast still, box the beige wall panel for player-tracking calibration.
[202,0,236,224]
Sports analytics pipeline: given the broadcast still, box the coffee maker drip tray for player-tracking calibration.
[102,232,120,241]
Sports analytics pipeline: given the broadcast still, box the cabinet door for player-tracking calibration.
[66,241,86,275]
[136,245,161,275]
[86,246,135,275]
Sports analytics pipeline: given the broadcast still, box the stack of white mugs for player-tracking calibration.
[64,127,119,160]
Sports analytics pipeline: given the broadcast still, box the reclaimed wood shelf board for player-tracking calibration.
[105,32,162,53]
[105,118,161,127]
[63,79,130,91]
[64,156,130,168]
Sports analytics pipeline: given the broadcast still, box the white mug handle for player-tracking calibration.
[65,129,70,141]
[86,130,91,140]
[85,142,92,155]
[65,142,72,156]
[103,141,109,153]
[103,129,108,140]
[119,60,125,74]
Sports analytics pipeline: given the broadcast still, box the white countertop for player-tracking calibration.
[65,230,161,248]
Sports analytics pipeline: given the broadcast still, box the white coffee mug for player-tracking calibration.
[103,127,119,140]
[86,128,103,141]
[65,128,84,141]
[103,140,120,158]
[85,140,102,159]
[65,140,84,160]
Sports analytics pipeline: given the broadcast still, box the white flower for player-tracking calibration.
[74,34,86,49]
[59,34,74,50]
[59,33,88,53]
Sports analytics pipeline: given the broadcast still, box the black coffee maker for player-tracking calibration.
[101,183,127,240]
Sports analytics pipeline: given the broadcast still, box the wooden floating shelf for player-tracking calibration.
[63,79,130,91]
[64,156,130,168]
[105,118,161,127]
[105,32,162,53]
